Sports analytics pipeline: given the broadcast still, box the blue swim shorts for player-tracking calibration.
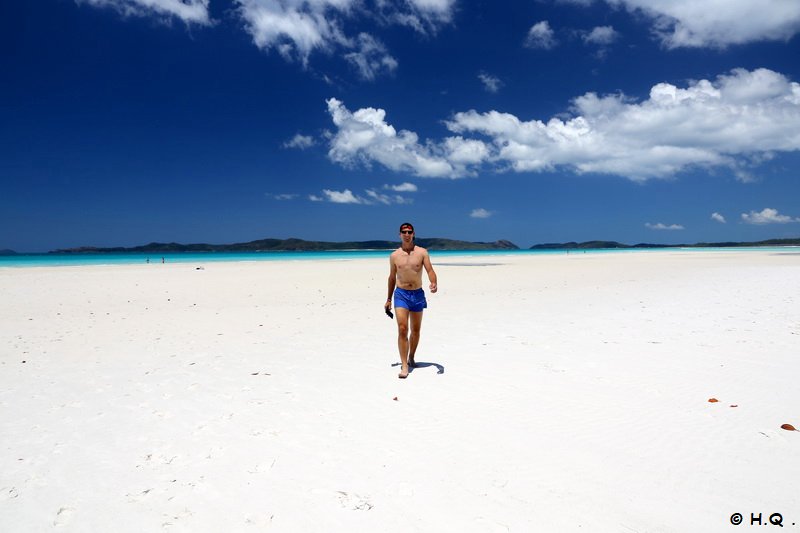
[394,287,427,312]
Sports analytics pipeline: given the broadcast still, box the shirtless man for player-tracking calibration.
[385,222,438,379]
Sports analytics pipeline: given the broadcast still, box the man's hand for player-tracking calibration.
[429,282,437,293]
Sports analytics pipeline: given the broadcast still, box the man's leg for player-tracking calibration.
[395,307,410,378]
[408,311,423,367]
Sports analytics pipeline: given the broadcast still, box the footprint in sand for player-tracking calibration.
[335,491,373,511]
[53,506,75,527]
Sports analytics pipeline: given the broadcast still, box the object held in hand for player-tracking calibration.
[385,307,393,319]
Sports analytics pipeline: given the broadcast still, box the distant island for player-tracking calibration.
[529,238,800,250]
[0,236,794,255]
[51,237,520,253]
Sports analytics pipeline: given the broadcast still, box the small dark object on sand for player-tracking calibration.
[781,424,797,431]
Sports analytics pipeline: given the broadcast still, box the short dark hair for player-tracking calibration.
[399,222,415,233]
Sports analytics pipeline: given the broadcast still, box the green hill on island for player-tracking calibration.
[52,237,520,253]
[529,238,800,249]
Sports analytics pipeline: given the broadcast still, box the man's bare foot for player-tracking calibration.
[408,358,417,368]
[398,367,409,379]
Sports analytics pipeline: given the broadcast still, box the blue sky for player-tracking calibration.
[2,0,799,252]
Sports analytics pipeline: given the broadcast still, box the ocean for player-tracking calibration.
[0,247,797,268]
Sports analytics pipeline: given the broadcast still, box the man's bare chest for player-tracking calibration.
[394,252,424,271]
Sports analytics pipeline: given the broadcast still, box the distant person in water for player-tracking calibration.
[385,222,438,379]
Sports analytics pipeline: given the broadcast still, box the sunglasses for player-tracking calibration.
[400,230,414,234]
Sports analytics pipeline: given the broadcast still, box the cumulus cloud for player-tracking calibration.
[568,0,800,48]
[443,136,490,165]
[711,212,726,223]
[581,25,618,45]
[283,133,316,149]
[321,188,366,204]
[326,68,800,182]
[326,97,464,178]
[645,222,684,230]
[525,21,557,49]
[470,208,492,219]
[478,72,503,93]
[741,208,800,225]
[446,68,800,181]
[76,0,211,24]
[384,182,418,192]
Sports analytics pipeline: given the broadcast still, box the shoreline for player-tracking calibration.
[2,245,800,269]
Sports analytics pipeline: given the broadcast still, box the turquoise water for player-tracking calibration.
[0,246,797,268]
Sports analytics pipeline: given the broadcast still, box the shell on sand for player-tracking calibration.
[780,424,796,431]
[708,398,719,403]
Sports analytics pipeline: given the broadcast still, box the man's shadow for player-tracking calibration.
[391,361,445,374]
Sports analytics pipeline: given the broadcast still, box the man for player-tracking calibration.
[385,222,438,379]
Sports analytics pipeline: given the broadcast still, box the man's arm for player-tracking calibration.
[386,255,397,309]
[423,250,437,293]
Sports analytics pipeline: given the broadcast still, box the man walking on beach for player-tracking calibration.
[385,222,438,379]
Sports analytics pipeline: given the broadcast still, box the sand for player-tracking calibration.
[1,250,799,532]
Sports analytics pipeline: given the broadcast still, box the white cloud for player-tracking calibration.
[76,0,211,24]
[443,136,490,165]
[645,222,684,230]
[326,69,800,183]
[235,0,453,71]
[525,21,557,49]
[326,97,461,178]
[470,208,492,219]
[365,189,413,204]
[236,0,350,64]
[408,0,455,14]
[741,208,800,225]
[283,133,316,149]
[315,187,412,205]
[445,68,800,181]
[571,0,800,48]
[711,212,726,223]
[478,72,503,93]
[344,33,398,80]
[75,1,455,79]
[322,188,366,204]
[266,193,299,200]
[387,0,456,34]
[384,182,418,192]
[582,25,619,45]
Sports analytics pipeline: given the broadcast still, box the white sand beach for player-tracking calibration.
[1,250,799,532]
